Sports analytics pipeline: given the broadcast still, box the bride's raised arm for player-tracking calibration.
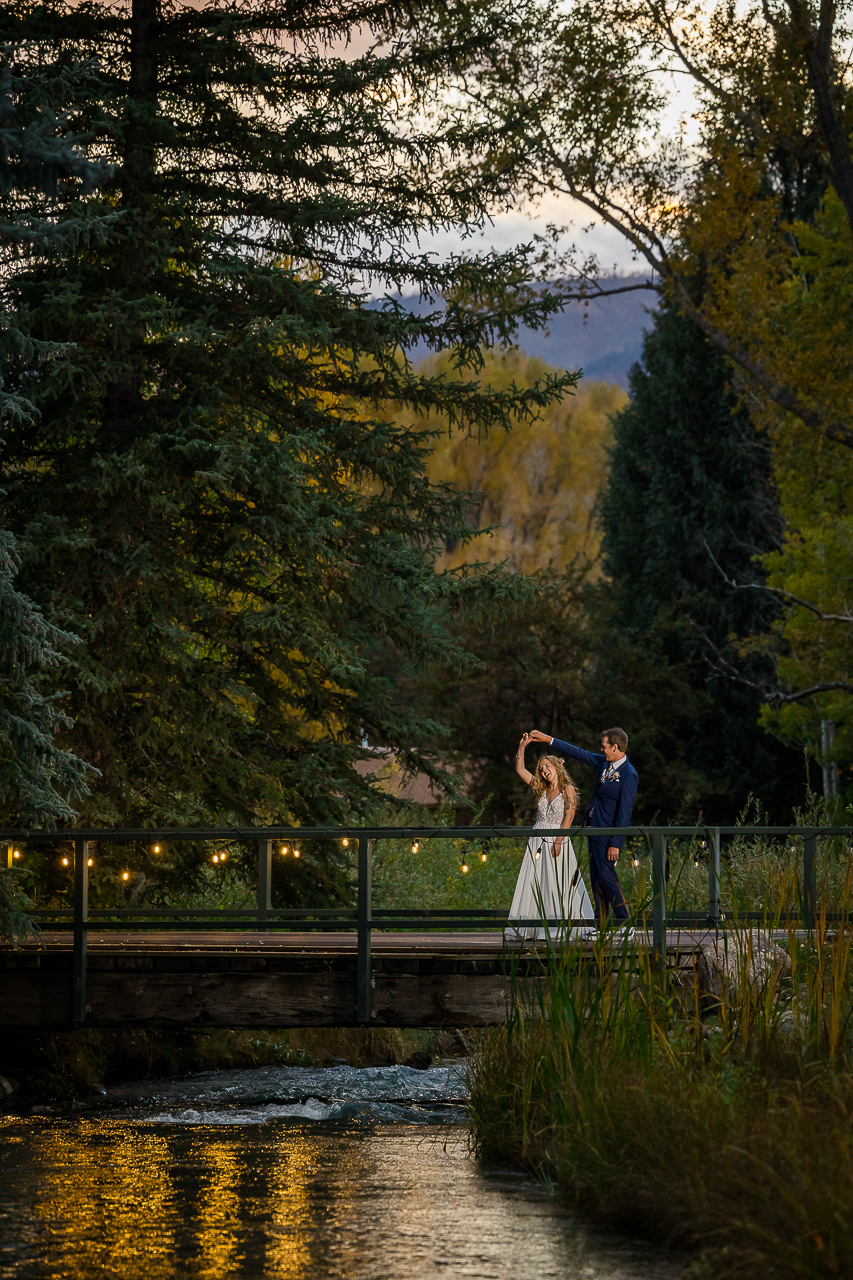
[514,732,535,786]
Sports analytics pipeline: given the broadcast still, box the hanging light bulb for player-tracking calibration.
[61,856,69,867]
[294,849,301,858]
[342,838,349,847]
[153,844,160,854]
[220,851,227,861]
[212,854,219,863]
[122,871,130,881]
[12,850,20,859]
[694,857,701,868]
[87,857,93,867]
[481,853,487,863]
[281,846,288,855]
[461,862,469,874]
[412,840,420,854]
[633,856,640,867]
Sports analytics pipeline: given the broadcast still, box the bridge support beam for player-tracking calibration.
[257,840,272,932]
[72,839,90,1026]
[708,827,721,924]
[357,837,372,1023]
[652,832,667,968]
[803,832,817,931]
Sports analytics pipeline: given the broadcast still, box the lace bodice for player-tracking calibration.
[534,791,566,828]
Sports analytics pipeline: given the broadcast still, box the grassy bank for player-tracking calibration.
[469,895,853,1280]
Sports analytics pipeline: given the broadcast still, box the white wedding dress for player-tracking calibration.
[508,791,595,941]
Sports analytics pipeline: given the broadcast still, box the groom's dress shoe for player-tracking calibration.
[611,925,635,943]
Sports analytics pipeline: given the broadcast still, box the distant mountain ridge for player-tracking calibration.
[373,276,657,389]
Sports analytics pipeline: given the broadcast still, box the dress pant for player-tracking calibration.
[587,836,629,922]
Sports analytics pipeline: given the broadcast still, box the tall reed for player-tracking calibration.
[469,872,853,1280]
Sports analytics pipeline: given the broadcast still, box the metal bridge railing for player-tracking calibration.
[2,823,851,1025]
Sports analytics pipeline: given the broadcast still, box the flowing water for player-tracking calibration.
[0,1063,683,1279]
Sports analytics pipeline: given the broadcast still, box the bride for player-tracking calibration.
[508,732,595,941]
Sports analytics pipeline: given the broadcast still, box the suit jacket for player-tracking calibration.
[550,739,639,850]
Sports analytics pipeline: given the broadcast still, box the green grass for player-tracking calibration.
[370,807,526,911]
[369,797,853,926]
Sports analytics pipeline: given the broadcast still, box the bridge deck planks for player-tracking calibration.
[4,928,714,954]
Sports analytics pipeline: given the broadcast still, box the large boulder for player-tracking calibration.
[695,929,791,1001]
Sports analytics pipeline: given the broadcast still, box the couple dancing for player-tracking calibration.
[509,727,639,942]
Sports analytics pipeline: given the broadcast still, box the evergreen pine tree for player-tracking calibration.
[598,305,808,820]
[0,54,110,829]
[1,1,573,833]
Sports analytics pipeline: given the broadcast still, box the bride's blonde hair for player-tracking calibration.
[531,754,577,807]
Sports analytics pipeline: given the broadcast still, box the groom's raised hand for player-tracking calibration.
[528,729,552,744]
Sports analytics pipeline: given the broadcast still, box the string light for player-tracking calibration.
[153,844,160,854]
[12,850,20,859]
[212,854,219,863]
[461,862,469,874]
[412,840,420,854]
[294,849,301,858]
[122,871,130,881]
[61,856,69,867]
[220,851,227,861]
[342,838,349,847]
[632,855,640,866]
[87,857,93,867]
[480,853,487,863]
[281,846,288,855]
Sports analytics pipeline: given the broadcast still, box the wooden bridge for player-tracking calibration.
[0,824,836,1030]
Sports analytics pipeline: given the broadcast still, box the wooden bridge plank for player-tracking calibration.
[2,929,711,955]
[0,967,515,1029]
[4,930,514,954]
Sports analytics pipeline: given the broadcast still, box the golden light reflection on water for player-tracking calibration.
[2,1118,356,1280]
[266,1134,330,1278]
[0,1117,680,1280]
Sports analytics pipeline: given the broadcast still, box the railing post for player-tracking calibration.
[708,827,721,924]
[357,836,372,1024]
[803,831,817,931]
[72,839,89,1026]
[652,831,667,966]
[257,840,272,932]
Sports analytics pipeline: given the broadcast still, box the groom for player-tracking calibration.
[528,726,638,930]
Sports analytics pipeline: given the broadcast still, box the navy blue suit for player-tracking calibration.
[550,739,639,923]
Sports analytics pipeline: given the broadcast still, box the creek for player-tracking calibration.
[0,1062,683,1279]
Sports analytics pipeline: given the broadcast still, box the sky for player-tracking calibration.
[407,191,646,280]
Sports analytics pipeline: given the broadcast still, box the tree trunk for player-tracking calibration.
[787,0,853,239]
[101,0,159,449]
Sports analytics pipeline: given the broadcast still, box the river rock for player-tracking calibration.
[696,930,791,1000]
[0,1075,18,1096]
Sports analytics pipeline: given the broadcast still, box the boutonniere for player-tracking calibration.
[612,771,621,782]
